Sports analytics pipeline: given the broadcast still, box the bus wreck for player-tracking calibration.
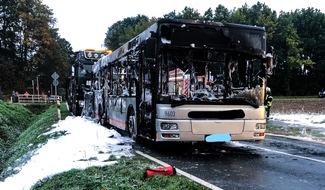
[84,19,274,142]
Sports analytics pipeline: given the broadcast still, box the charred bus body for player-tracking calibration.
[88,19,274,142]
[67,49,109,116]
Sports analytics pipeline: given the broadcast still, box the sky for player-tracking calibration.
[0,110,324,189]
[42,0,325,52]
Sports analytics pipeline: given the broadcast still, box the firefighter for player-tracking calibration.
[265,87,273,119]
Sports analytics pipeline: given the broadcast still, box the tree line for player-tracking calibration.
[1,1,324,97]
[0,0,72,98]
[104,2,325,96]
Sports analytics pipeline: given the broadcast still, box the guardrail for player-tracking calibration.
[11,94,62,104]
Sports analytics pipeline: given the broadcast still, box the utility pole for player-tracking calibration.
[37,76,39,100]
[32,80,34,95]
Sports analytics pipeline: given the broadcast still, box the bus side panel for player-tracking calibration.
[107,96,136,131]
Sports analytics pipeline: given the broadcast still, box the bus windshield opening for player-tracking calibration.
[159,49,264,108]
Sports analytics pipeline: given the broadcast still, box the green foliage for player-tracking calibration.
[0,101,33,129]
[0,101,33,146]
[0,101,34,176]
[0,102,70,180]
[213,5,230,22]
[0,0,73,95]
[163,6,201,20]
[273,96,318,100]
[31,157,208,190]
[179,6,201,19]
[104,15,156,50]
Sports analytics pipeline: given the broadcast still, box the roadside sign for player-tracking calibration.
[53,80,59,86]
[51,72,59,80]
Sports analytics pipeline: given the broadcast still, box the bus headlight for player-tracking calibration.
[161,123,178,130]
[255,123,266,130]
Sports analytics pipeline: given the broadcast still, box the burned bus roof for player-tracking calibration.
[99,19,267,68]
[156,19,265,31]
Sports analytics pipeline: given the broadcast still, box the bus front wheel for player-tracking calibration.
[127,110,137,141]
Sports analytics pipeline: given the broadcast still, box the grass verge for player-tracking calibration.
[1,103,209,189]
[0,101,35,176]
[0,102,70,180]
[31,156,208,190]
[266,124,325,142]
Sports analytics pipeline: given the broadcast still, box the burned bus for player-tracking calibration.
[90,19,274,142]
[67,49,110,116]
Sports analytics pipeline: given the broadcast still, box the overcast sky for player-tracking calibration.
[42,0,325,52]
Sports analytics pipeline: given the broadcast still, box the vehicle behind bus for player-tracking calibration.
[67,49,109,116]
[89,19,274,142]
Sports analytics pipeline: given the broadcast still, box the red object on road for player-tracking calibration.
[144,165,176,178]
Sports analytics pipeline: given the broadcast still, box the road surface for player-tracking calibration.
[133,135,325,190]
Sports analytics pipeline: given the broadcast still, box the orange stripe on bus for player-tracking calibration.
[109,118,126,129]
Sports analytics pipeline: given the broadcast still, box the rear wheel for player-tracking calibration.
[98,105,103,125]
[100,111,108,127]
[127,110,137,141]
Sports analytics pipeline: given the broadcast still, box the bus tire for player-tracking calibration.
[100,111,108,126]
[127,109,137,141]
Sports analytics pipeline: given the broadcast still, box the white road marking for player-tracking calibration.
[135,150,223,190]
[235,142,325,164]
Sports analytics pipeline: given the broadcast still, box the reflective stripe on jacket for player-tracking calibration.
[266,94,273,107]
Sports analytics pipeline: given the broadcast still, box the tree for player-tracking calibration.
[229,3,250,24]
[34,28,72,93]
[0,0,72,95]
[250,2,277,42]
[180,6,201,19]
[291,8,325,93]
[163,6,201,20]
[269,12,315,95]
[203,8,213,21]
[0,0,20,57]
[104,15,152,50]
[213,5,230,22]
[120,17,157,44]
[163,10,177,19]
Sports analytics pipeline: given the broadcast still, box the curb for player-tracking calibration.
[266,133,325,145]
[135,150,223,190]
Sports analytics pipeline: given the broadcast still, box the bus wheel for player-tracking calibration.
[127,111,137,141]
[100,111,109,127]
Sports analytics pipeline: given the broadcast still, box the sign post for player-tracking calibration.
[53,80,59,96]
[32,80,34,101]
[37,76,39,100]
[51,72,60,96]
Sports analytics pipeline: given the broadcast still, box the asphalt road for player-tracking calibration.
[133,135,325,190]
